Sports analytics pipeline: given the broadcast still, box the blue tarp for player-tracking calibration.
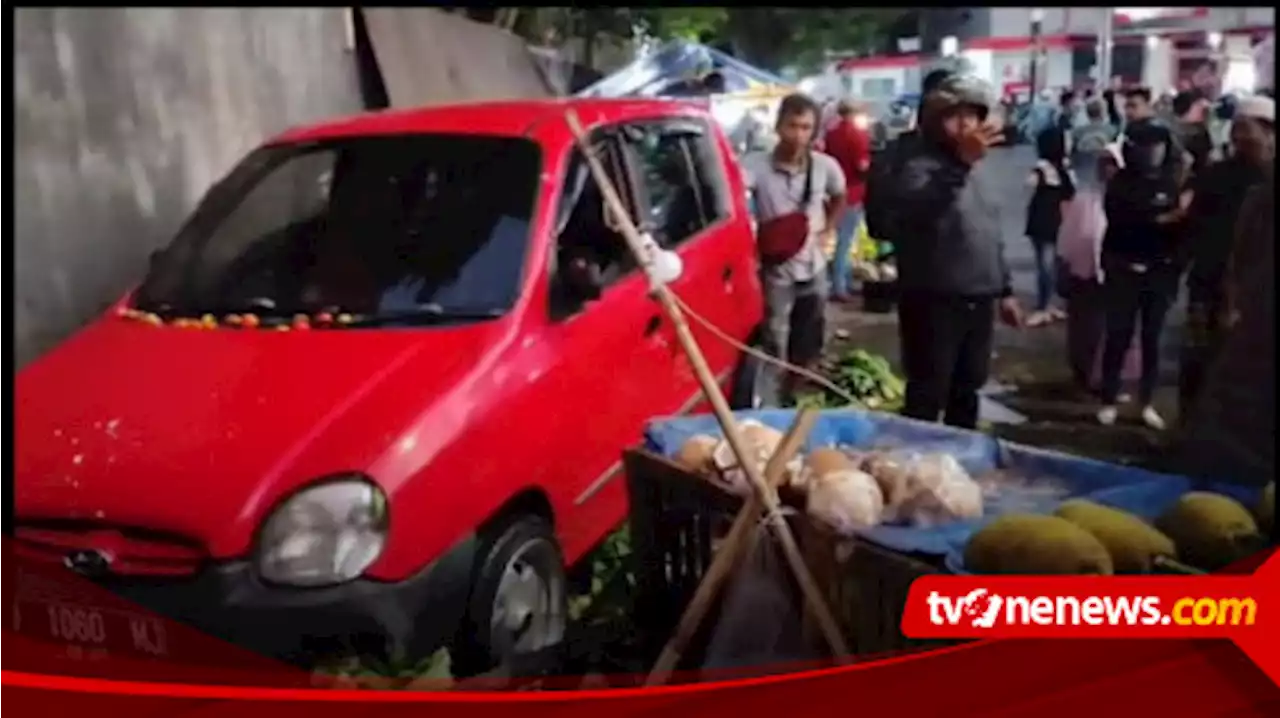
[643,409,1264,572]
[576,40,790,99]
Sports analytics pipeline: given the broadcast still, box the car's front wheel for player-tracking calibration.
[454,515,567,677]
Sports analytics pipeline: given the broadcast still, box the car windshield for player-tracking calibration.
[135,134,541,324]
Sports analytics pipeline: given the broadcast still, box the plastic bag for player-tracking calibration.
[897,453,984,528]
[858,450,983,527]
[701,523,824,672]
[855,220,879,261]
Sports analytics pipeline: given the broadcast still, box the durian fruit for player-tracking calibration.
[1156,492,1263,571]
[1054,499,1176,573]
[806,469,884,535]
[675,434,719,475]
[1255,483,1274,537]
[964,513,1114,575]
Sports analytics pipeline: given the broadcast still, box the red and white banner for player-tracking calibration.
[1114,8,1209,25]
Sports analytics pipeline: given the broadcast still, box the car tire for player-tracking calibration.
[729,333,781,410]
[453,515,568,678]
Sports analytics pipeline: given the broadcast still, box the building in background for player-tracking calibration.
[832,7,1273,104]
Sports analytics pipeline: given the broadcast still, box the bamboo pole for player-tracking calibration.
[562,110,850,673]
[647,408,819,686]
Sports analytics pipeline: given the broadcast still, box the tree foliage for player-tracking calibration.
[452,7,911,73]
[720,9,911,71]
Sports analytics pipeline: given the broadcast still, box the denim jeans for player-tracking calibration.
[1098,258,1177,405]
[760,272,828,400]
[1030,240,1057,312]
[830,204,863,297]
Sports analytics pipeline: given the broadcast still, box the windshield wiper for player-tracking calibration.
[341,305,504,327]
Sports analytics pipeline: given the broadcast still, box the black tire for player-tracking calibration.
[729,332,781,410]
[452,515,568,677]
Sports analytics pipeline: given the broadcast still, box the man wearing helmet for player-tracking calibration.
[890,74,1023,429]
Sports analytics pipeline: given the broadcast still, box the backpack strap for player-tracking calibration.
[801,152,815,207]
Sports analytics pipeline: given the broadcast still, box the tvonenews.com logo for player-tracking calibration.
[900,563,1274,675]
[926,589,1258,629]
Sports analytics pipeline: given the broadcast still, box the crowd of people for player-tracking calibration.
[740,67,1275,445]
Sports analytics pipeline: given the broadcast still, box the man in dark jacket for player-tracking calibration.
[861,68,953,258]
[1095,120,1184,430]
[891,74,1024,429]
[1175,170,1274,506]
[1178,94,1274,421]
[1171,89,1215,181]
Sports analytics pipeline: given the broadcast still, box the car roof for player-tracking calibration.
[269,97,712,145]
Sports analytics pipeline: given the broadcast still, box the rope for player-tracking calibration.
[759,504,799,528]
[667,291,863,407]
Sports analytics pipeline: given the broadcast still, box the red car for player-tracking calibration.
[14,98,770,673]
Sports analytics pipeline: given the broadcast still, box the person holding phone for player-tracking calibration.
[889,74,1023,429]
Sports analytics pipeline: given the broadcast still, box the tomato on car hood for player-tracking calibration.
[15,316,504,557]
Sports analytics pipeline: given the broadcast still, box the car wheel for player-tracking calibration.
[730,338,781,410]
[454,515,567,677]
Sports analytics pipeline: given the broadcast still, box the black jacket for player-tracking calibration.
[1102,168,1180,264]
[1184,158,1269,298]
[891,138,1011,297]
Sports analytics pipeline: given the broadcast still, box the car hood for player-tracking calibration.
[15,316,506,557]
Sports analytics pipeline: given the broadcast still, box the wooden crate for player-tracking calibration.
[623,448,956,669]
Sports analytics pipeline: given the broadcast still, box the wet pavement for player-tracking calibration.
[825,145,1184,468]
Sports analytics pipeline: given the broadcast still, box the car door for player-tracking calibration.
[530,129,678,557]
[616,119,757,410]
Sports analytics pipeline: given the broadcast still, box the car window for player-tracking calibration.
[549,136,643,319]
[135,135,541,324]
[619,121,729,250]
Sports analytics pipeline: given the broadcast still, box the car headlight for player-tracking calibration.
[257,476,389,587]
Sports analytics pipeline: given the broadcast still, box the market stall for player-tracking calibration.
[626,408,1272,675]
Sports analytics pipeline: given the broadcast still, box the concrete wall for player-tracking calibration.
[362,8,553,107]
[14,8,555,368]
[14,8,364,367]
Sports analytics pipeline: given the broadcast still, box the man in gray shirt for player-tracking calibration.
[741,94,848,399]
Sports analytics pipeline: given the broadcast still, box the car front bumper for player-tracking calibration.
[103,534,479,666]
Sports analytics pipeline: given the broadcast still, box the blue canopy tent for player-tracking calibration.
[576,40,791,99]
[577,41,795,155]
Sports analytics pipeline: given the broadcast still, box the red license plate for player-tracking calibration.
[14,596,169,658]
